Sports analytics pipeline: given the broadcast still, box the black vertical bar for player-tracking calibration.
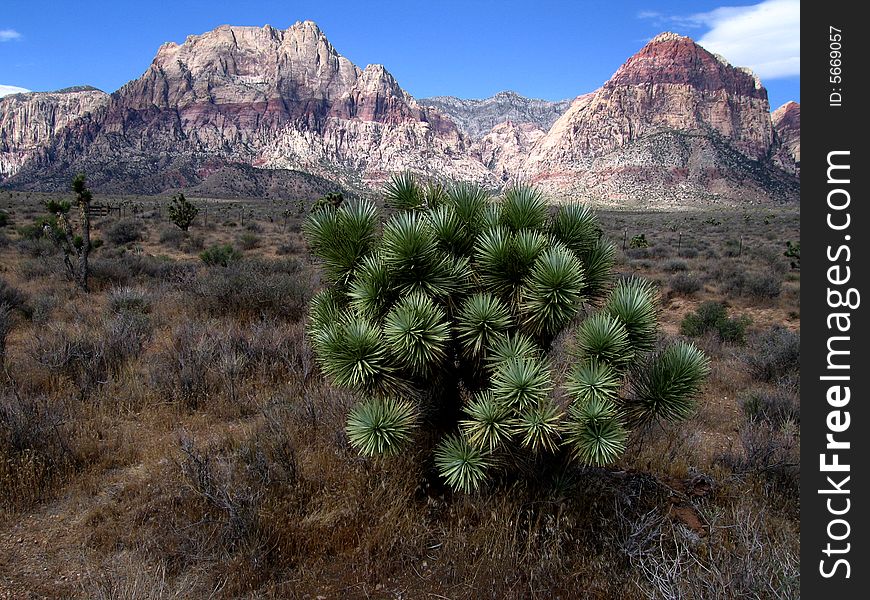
[802,3,869,597]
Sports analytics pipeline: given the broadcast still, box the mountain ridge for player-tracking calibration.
[1,23,798,206]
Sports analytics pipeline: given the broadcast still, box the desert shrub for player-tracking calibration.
[276,240,301,255]
[0,277,32,318]
[0,303,11,362]
[669,273,702,296]
[744,272,782,299]
[650,244,671,259]
[784,240,800,269]
[188,259,312,321]
[678,247,698,259]
[106,218,145,245]
[108,286,152,314]
[745,327,799,384]
[90,254,194,287]
[663,259,688,272]
[167,192,198,231]
[158,225,185,249]
[629,234,648,249]
[0,231,8,248]
[0,391,76,512]
[0,210,9,227]
[200,244,242,267]
[148,321,218,407]
[304,174,709,492]
[17,215,63,242]
[236,232,260,251]
[680,301,751,344]
[718,265,782,299]
[724,239,742,257]
[103,312,153,373]
[29,322,109,399]
[245,221,263,233]
[742,388,800,427]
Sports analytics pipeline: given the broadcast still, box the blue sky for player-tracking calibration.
[1,0,799,109]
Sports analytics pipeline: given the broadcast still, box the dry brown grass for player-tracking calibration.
[0,195,799,598]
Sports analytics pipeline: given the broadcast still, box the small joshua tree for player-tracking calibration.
[167,192,198,231]
[48,174,94,291]
[305,173,709,492]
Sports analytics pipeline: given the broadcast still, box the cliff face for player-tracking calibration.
[521,33,797,205]
[771,101,800,175]
[8,22,495,193]
[2,26,798,206]
[0,87,108,178]
[420,91,570,140]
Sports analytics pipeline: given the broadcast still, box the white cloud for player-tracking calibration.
[0,84,30,97]
[696,0,799,78]
[0,29,22,42]
[640,0,800,79]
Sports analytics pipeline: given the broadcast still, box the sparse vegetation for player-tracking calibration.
[0,188,800,598]
[681,300,751,344]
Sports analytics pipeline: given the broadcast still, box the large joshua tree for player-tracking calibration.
[304,173,709,492]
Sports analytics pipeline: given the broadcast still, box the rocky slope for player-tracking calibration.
[2,26,798,206]
[521,33,798,205]
[772,101,800,175]
[0,86,108,178]
[420,91,570,139]
[473,121,546,181]
[6,21,496,193]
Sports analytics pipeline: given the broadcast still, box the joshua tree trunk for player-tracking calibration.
[57,174,93,292]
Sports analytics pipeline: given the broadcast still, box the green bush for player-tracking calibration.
[680,301,750,344]
[106,218,145,245]
[669,272,702,296]
[629,234,648,249]
[199,244,242,267]
[304,173,710,492]
[167,192,198,231]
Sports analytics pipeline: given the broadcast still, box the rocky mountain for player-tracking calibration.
[420,91,570,140]
[5,21,496,194]
[772,101,800,175]
[0,86,108,178]
[521,33,798,206]
[473,121,546,181]
[1,25,798,206]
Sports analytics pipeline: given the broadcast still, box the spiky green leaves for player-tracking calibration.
[574,312,632,370]
[348,253,395,321]
[346,397,417,456]
[578,237,615,299]
[550,203,600,255]
[313,316,396,394]
[564,399,627,466]
[456,293,513,360]
[383,292,450,377]
[486,331,539,370]
[460,392,515,451]
[515,401,562,453]
[304,173,709,491]
[500,185,548,232]
[521,244,585,337]
[304,200,379,287]
[491,357,552,411]
[566,359,621,404]
[384,171,424,211]
[627,341,710,425]
[606,277,659,353]
[435,434,491,493]
[380,211,465,299]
